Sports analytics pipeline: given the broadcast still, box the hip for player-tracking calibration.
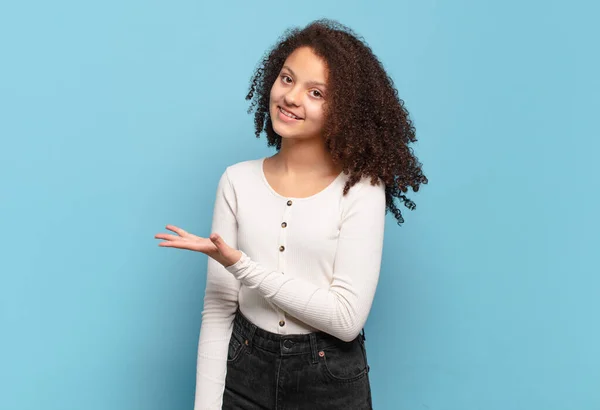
[223,308,373,410]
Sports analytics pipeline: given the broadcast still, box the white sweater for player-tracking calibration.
[194,157,386,409]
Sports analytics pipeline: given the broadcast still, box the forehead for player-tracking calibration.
[283,46,328,84]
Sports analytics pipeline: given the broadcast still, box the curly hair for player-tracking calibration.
[246,18,428,225]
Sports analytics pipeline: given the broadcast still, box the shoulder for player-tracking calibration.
[340,174,386,217]
[338,174,387,230]
[218,157,264,185]
[347,174,386,200]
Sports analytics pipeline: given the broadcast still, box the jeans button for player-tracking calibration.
[283,339,293,349]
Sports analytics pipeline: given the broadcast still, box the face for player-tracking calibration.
[269,46,328,140]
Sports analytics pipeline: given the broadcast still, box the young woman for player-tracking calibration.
[155,19,427,410]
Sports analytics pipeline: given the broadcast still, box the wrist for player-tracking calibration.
[224,250,243,268]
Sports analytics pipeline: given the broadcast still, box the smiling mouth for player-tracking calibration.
[278,107,302,120]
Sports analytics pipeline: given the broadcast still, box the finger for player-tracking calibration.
[210,233,228,251]
[158,240,219,256]
[157,241,193,250]
[158,241,179,248]
[165,225,188,237]
[155,233,183,241]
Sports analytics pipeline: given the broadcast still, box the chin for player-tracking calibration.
[271,117,291,138]
[273,127,293,139]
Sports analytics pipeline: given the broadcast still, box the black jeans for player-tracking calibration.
[223,309,373,409]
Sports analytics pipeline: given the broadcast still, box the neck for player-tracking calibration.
[272,137,341,177]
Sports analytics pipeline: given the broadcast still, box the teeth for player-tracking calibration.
[280,107,299,119]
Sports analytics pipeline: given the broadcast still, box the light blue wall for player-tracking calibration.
[1,1,598,409]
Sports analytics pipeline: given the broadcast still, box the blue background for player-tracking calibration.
[1,0,599,409]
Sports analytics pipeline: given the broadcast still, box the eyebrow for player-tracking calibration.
[282,65,327,88]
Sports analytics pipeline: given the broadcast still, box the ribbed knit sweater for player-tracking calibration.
[194,157,386,409]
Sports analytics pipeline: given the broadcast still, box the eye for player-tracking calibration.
[310,90,323,99]
[281,75,292,84]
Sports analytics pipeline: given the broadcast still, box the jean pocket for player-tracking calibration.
[320,339,369,383]
[227,330,246,363]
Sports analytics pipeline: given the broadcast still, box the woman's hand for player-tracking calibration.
[154,225,242,268]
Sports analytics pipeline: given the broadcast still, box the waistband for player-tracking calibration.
[232,308,365,361]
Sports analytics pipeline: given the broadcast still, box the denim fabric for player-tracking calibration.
[222,309,373,410]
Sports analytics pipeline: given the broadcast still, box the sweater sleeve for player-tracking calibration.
[194,169,241,410]
[224,179,386,342]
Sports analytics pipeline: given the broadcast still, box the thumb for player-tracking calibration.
[210,233,226,250]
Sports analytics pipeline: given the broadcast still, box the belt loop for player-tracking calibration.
[309,333,318,364]
[247,322,257,350]
[361,328,366,342]
[237,308,257,351]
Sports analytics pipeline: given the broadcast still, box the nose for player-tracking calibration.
[284,86,301,106]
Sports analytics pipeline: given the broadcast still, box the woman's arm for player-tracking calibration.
[224,180,386,342]
[194,169,241,410]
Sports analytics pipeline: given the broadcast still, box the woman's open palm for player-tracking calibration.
[155,225,216,252]
[154,225,241,267]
